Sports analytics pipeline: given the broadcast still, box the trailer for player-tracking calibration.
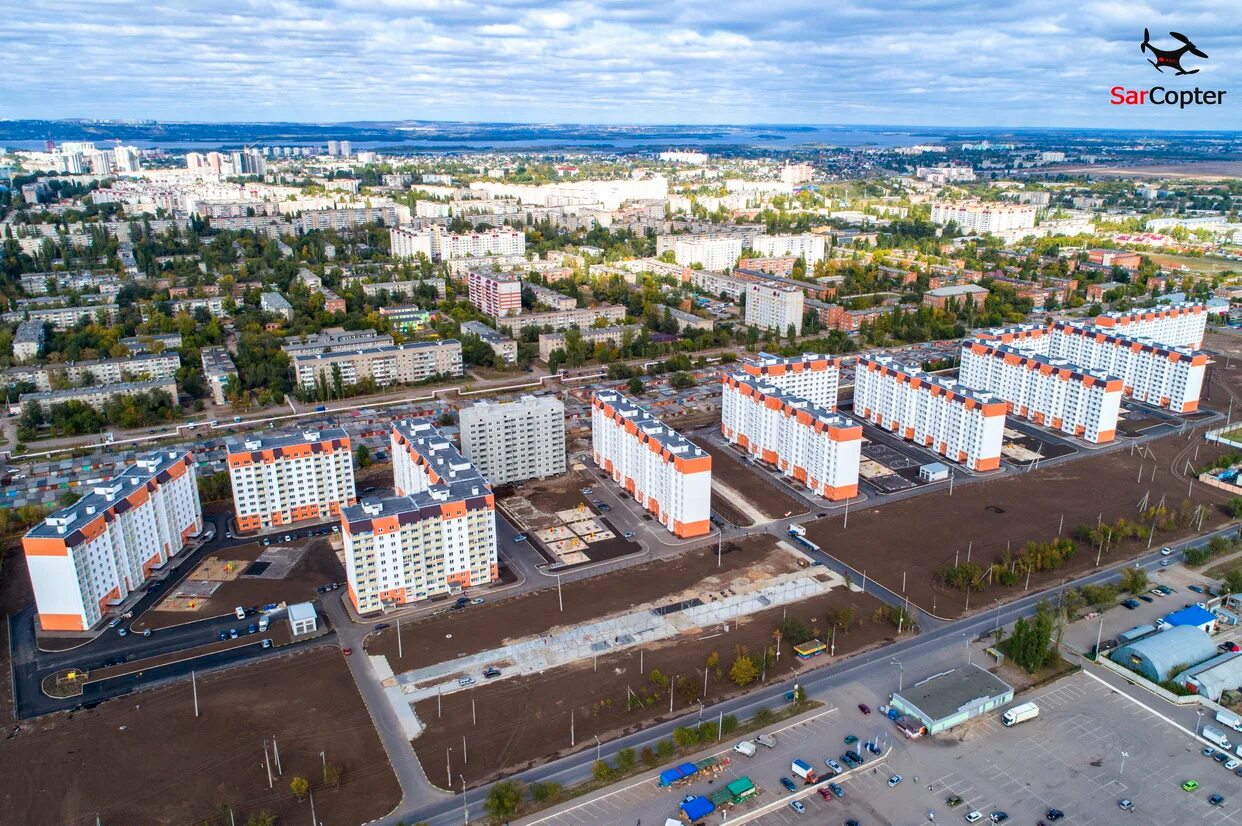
[1217,709,1242,733]
[1001,702,1040,727]
[791,759,820,783]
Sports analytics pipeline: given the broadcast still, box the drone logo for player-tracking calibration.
[1141,28,1208,75]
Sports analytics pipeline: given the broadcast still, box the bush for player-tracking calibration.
[721,713,739,735]
[655,739,676,759]
[530,781,564,803]
[592,760,614,782]
[616,747,637,773]
[640,746,657,767]
[1120,567,1148,593]
[485,780,526,819]
[753,707,776,726]
[673,726,699,748]
[697,721,719,742]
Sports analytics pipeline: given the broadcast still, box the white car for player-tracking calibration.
[888,774,903,787]
[1227,759,1241,771]
[966,813,983,824]
[1160,547,1174,556]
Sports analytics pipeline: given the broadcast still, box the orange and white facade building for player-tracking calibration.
[1093,303,1207,349]
[227,428,357,533]
[342,421,497,614]
[853,354,1006,471]
[592,389,711,538]
[959,340,1123,443]
[1047,322,1207,413]
[737,352,841,410]
[721,374,861,500]
[23,450,202,631]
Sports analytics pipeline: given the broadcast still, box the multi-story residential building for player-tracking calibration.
[200,347,238,406]
[591,389,711,537]
[721,374,861,500]
[390,226,526,261]
[459,396,566,485]
[526,282,577,311]
[281,326,394,358]
[22,450,202,631]
[293,340,463,391]
[2,304,117,330]
[1093,303,1207,349]
[377,305,435,334]
[295,206,397,233]
[171,297,227,318]
[14,376,179,415]
[539,325,641,362]
[19,271,122,296]
[915,165,976,184]
[353,278,447,300]
[500,304,627,335]
[121,333,182,355]
[227,428,356,533]
[467,270,523,318]
[1047,323,1207,413]
[667,306,714,331]
[341,421,497,613]
[688,268,758,300]
[959,339,1123,443]
[853,354,1006,471]
[673,236,744,271]
[745,282,804,335]
[923,284,990,309]
[3,353,180,393]
[738,352,841,409]
[930,201,1037,235]
[12,319,45,361]
[319,287,347,314]
[260,292,294,321]
[753,233,828,265]
[460,320,518,364]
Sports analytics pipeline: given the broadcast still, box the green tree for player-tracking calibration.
[626,376,645,395]
[753,707,776,726]
[828,606,856,631]
[721,713,739,734]
[484,779,526,820]
[592,760,615,781]
[669,371,696,390]
[1119,567,1148,594]
[1221,568,1242,596]
[729,646,758,687]
[616,747,637,773]
[245,812,277,826]
[1007,607,1056,673]
[323,760,341,787]
[290,776,309,800]
[673,726,700,748]
[356,444,372,468]
[530,780,564,803]
[1230,498,1242,519]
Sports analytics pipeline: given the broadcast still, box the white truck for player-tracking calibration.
[791,759,819,783]
[1203,724,1233,750]
[1001,702,1040,727]
[733,741,757,757]
[1218,709,1242,733]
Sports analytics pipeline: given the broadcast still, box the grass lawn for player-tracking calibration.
[1146,252,1241,275]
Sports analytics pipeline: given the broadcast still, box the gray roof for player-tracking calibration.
[1184,652,1242,698]
[894,665,1013,722]
[1111,625,1217,680]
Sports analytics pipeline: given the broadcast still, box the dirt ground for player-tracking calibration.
[411,585,895,787]
[692,437,811,520]
[365,535,791,672]
[1,647,400,826]
[805,364,1242,620]
[133,539,345,631]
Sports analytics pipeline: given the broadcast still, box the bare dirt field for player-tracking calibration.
[1,647,399,826]
[1054,162,1242,180]
[411,586,895,787]
[133,539,345,631]
[806,375,1240,620]
[692,437,810,520]
[366,534,790,672]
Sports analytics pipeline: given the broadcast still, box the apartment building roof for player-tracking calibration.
[593,389,709,468]
[460,320,514,344]
[725,374,860,435]
[742,351,841,375]
[1049,321,1207,362]
[859,354,1006,411]
[291,339,461,365]
[19,376,177,405]
[226,427,350,458]
[964,340,1123,389]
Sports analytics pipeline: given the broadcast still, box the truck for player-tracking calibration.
[1001,702,1040,727]
[788,525,806,538]
[733,741,757,758]
[1218,709,1242,733]
[1203,724,1234,750]
[791,759,819,784]
[709,777,758,808]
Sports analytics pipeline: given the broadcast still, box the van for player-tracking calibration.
[234,606,246,620]
[755,733,778,749]
[1203,723,1233,750]
[734,741,757,757]
[258,616,269,632]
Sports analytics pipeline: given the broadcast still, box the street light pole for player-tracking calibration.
[892,659,903,691]
[460,774,468,825]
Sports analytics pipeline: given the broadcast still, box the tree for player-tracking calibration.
[1221,568,1242,596]
[245,812,277,826]
[616,746,637,773]
[828,606,856,631]
[721,713,739,734]
[1230,498,1242,519]
[484,779,526,819]
[729,646,759,687]
[673,726,700,748]
[626,376,645,395]
[592,759,615,781]
[356,444,373,468]
[290,776,310,800]
[530,780,564,803]
[753,707,776,726]
[1119,566,1148,594]
[669,371,696,390]
[323,760,341,787]
[1007,607,1056,673]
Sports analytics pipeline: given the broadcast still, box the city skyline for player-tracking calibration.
[3,0,1241,129]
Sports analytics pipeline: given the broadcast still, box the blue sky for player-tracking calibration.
[2,0,1240,128]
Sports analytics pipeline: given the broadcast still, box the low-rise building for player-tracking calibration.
[1110,625,1217,683]
[12,319,46,361]
[3,352,181,393]
[889,665,1014,736]
[538,324,641,362]
[923,284,989,310]
[377,305,435,334]
[281,327,394,358]
[121,333,181,355]
[667,306,714,331]
[200,346,238,406]
[460,320,518,364]
[500,304,627,335]
[293,339,463,391]
[459,396,566,485]
[3,304,117,330]
[15,376,179,415]
[526,282,577,311]
[260,292,294,321]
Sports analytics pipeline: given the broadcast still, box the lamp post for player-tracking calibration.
[891,659,904,691]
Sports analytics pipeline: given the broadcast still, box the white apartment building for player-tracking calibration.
[959,340,1123,443]
[294,339,463,391]
[23,451,202,631]
[499,304,627,335]
[390,225,526,261]
[721,374,861,500]
[746,282,804,335]
[200,347,238,406]
[459,396,566,485]
[673,236,743,271]
[459,320,518,364]
[1093,304,1208,349]
[13,319,46,361]
[2,304,117,330]
[227,428,357,533]
[341,421,497,614]
[591,389,711,538]
[527,282,577,311]
[2,352,180,393]
[753,233,828,266]
[853,354,1006,471]
[738,352,841,409]
[930,201,1037,235]
[15,377,179,415]
[539,325,642,362]
[1048,323,1207,413]
[467,270,523,318]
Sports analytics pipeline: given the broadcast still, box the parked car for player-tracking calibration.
[1138,594,1154,603]
[512,533,528,542]
[858,703,871,715]
[888,775,903,787]
[1160,547,1174,556]
[117,627,128,637]
[342,647,352,655]
[142,629,151,637]
[219,631,228,641]
[946,795,964,808]
[1118,799,1134,811]
[228,629,239,639]
[261,639,272,649]
[246,623,257,634]
[1184,780,1201,792]
[824,759,843,774]
[1221,642,1241,653]
[1210,794,1226,806]
[828,783,844,798]
[483,667,501,678]
[788,800,806,814]
[458,676,475,687]
[374,623,391,632]
[1226,759,1239,770]
[990,814,1008,824]
[623,531,636,538]
[1045,808,1065,821]
[1190,585,1206,594]
[779,777,797,792]
[1121,598,1140,609]
[817,787,833,800]
[471,598,484,605]
[965,813,983,824]
[234,606,246,620]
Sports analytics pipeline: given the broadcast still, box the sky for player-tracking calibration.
[2,0,1241,129]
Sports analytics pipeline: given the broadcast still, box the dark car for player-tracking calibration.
[246,623,257,634]
[1046,810,1064,822]
[1121,599,1140,610]
[375,623,391,632]
[1190,585,1205,594]
[779,777,797,792]
[483,667,501,678]
[858,703,871,715]
[829,783,844,798]
[1210,794,1226,806]
[1138,595,1154,603]
[219,631,228,641]
[990,813,1009,824]
[455,596,470,607]
[947,795,964,808]
[818,787,833,800]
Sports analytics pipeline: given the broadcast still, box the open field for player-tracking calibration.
[1054,161,1242,179]
[410,585,895,787]
[1,647,399,826]
[692,437,810,520]
[132,538,345,631]
[1145,252,1241,275]
[365,534,789,671]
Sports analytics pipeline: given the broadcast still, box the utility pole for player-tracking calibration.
[461,774,468,825]
[463,735,468,764]
[192,670,199,718]
[844,496,849,528]
[309,790,316,826]
[1058,513,1063,535]
[272,736,282,775]
[571,708,575,746]
[595,735,601,762]
[264,740,273,789]
[670,676,677,713]
[397,617,402,659]
[557,573,563,612]
[717,530,722,567]
[472,697,477,726]
[446,746,452,788]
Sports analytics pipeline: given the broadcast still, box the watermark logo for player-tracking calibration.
[1141,29,1208,76]
[1110,28,1224,108]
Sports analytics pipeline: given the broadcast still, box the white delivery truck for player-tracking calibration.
[1203,724,1233,750]
[1001,702,1040,727]
[1218,709,1242,733]
[733,741,757,757]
